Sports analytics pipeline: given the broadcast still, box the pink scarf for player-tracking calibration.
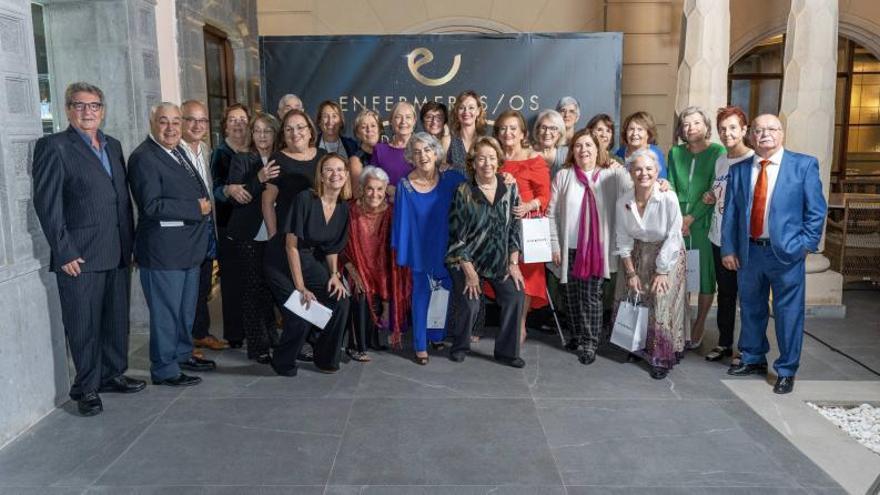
[572,166,604,280]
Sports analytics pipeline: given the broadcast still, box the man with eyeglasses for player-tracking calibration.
[180,100,229,354]
[720,114,827,394]
[128,102,218,389]
[32,81,144,416]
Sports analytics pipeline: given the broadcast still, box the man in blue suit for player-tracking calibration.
[720,113,827,394]
[33,82,145,416]
[128,102,218,387]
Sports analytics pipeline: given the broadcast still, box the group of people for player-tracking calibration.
[32,82,826,417]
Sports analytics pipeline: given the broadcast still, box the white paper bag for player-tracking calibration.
[521,216,552,264]
[685,249,700,292]
[426,283,449,329]
[610,297,649,352]
[284,290,333,330]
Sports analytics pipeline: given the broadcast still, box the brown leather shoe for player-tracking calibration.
[193,335,229,350]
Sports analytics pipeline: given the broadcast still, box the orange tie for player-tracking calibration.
[750,159,770,239]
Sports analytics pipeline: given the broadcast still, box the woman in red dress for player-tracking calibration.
[492,110,550,342]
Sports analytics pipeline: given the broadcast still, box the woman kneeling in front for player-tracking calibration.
[271,153,352,376]
[614,149,689,379]
[446,136,526,368]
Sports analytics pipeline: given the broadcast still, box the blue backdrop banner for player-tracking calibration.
[260,32,622,135]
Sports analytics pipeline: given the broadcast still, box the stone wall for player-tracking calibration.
[0,0,68,449]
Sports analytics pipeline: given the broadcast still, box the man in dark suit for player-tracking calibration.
[721,113,827,394]
[128,102,217,387]
[32,82,145,417]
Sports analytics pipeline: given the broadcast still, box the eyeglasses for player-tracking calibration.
[423,114,444,123]
[70,101,104,112]
[752,127,782,135]
[538,125,559,133]
[183,117,209,125]
[284,125,310,133]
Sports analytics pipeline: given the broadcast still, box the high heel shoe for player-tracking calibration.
[705,346,733,362]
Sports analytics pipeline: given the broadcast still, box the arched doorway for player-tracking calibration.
[728,35,880,192]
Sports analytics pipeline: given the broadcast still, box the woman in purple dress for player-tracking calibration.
[371,101,417,198]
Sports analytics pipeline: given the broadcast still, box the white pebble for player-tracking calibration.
[808,402,880,456]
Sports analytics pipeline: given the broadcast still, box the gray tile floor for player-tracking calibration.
[1,290,877,494]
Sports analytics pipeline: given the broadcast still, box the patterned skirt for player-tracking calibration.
[614,240,690,369]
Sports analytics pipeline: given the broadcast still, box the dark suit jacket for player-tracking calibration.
[128,137,211,270]
[32,126,134,273]
[226,151,267,241]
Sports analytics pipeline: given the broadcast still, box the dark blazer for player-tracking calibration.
[226,152,267,241]
[128,137,211,270]
[32,126,134,273]
[721,149,827,266]
[316,133,359,158]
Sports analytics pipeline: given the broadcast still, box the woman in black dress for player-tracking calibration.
[271,153,352,375]
[226,112,281,363]
[262,109,325,362]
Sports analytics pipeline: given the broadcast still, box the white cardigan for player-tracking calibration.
[547,165,632,283]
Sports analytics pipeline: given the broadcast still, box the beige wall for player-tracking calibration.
[256,0,683,149]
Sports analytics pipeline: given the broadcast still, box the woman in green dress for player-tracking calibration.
[667,106,725,349]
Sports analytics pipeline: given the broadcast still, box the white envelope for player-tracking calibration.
[284,290,333,329]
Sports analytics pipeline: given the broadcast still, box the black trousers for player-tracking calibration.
[265,247,350,373]
[218,232,244,343]
[229,238,276,358]
[56,267,130,399]
[712,243,738,348]
[449,268,523,360]
[348,293,385,352]
[192,258,213,340]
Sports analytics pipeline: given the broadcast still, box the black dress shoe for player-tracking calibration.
[494,355,526,368]
[271,362,298,377]
[152,373,202,386]
[179,356,216,372]
[650,366,668,380]
[255,353,272,365]
[727,362,768,376]
[773,376,795,394]
[449,350,466,363]
[99,375,147,394]
[77,392,103,416]
[578,348,596,365]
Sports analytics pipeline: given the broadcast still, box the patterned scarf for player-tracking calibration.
[344,202,412,348]
[572,166,604,280]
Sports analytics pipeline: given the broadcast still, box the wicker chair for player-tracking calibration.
[825,198,880,284]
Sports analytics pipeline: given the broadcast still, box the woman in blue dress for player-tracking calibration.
[392,132,466,365]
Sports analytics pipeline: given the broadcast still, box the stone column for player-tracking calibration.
[778,0,843,312]
[674,0,730,137]
[0,0,69,447]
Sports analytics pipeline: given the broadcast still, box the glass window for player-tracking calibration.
[728,35,783,117]
[204,26,235,147]
[31,3,54,135]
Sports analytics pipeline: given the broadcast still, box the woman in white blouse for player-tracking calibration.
[614,149,689,379]
[548,129,630,365]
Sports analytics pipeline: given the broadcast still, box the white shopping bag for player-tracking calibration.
[521,216,552,264]
[426,277,449,329]
[686,249,700,293]
[610,295,649,352]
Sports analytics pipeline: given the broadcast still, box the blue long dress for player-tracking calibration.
[391,169,466,352]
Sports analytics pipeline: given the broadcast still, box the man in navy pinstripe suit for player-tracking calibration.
[33,82,146,417]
